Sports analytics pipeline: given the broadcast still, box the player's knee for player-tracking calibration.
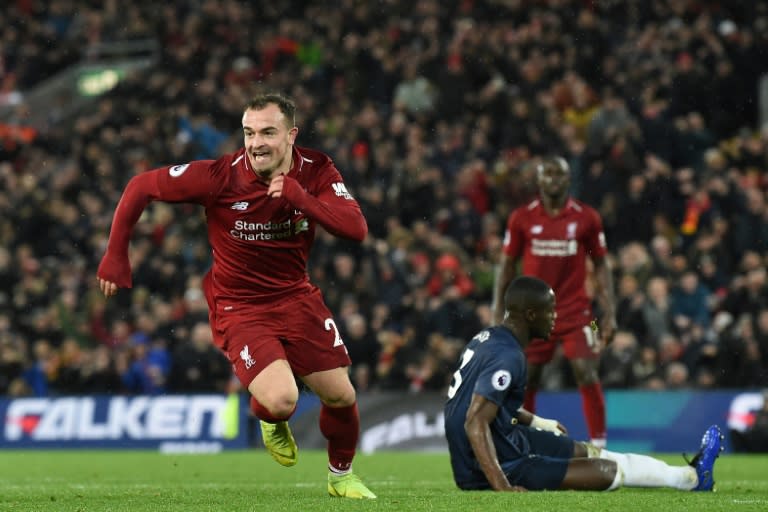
[319,384,356,407]
[259,392,299,419]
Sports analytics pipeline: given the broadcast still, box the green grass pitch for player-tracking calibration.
[0,450,766,511]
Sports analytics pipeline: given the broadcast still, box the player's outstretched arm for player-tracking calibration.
[96,172,162,295]
[465,394,527,492]
[97,160,217,298]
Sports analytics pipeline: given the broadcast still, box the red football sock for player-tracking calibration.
[523,387,537,413]
[250,396,294,423]
[579,382,606,441]
[320,403,359,473]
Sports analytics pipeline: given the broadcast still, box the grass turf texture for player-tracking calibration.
[1,450,766,511]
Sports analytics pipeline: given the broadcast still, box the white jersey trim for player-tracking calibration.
[566,198,583,211]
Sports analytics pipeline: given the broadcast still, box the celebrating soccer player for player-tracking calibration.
[446,275,723,492]
[97,93,376,499]
[491,156,616,447]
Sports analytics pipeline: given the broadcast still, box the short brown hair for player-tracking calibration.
[245,93,296,126]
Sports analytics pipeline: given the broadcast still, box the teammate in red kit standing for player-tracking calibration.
[97,93,376,499]
[491,156,616,448]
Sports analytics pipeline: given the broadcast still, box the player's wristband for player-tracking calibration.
[530,415,561,435]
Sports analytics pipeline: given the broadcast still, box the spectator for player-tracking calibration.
[393,60,437,116]
[670,271,712,330]
[2,0,768,400]
[120,339,169,395]
[340,313,379,392]
[167,322,231,393]
[80,345,122,393]
[600,330,639,389]
[642,277,675,345]
[427,253,474,299]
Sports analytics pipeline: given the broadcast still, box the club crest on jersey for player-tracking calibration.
[240,345,256,370]
[491,370,512,391]
[566,222,578,239]
[294,218,309,234]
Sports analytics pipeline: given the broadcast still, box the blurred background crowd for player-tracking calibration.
[1,0,768,398]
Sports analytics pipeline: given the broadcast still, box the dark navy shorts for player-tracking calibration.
[502,428,574,490]
[458,427,574,491]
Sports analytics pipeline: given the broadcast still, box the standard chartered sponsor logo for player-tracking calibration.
[229,218,309,241]
[230,219,292,241]
[531,238,578,256]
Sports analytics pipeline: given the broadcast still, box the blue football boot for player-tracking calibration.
[687,424,724,491]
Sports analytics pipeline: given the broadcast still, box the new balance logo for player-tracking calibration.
[331,182,353,200]
[240,345,256,369]
[231,202,249,210]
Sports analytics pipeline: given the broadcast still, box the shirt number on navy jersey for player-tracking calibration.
[447,348,475,399]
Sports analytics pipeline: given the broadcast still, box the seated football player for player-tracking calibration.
[445,276,723,491]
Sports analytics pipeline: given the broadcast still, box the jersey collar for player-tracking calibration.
[239,146,304,183]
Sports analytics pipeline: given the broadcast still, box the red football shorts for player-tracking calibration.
[205,285,351,388]
[525,322,600,364]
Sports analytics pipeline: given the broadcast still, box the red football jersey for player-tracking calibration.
[502,197,608,330]
[103,145,366,305]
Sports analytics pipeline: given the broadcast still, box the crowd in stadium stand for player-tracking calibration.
[1,0,768,397]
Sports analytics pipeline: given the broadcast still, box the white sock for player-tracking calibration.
[329,464,351,476]
[591,438,607,449]
[598,449,697,490]
[606,465,624,491]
